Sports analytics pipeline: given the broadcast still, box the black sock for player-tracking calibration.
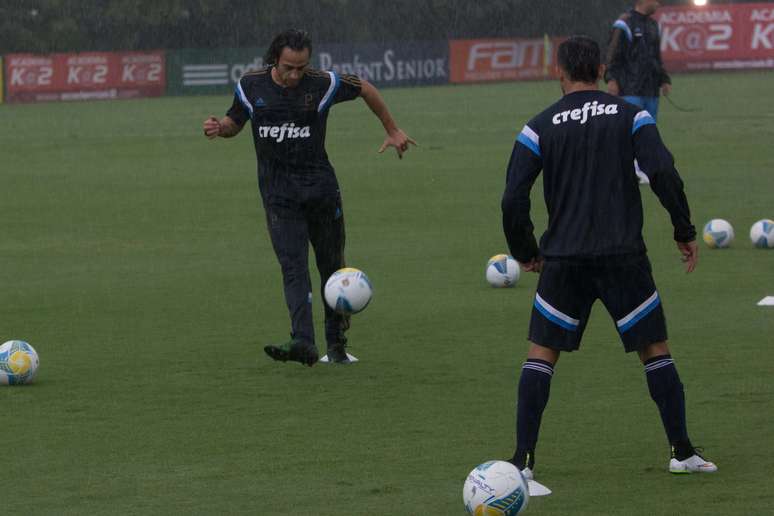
[512,359,554,470]
[644,354,693,459]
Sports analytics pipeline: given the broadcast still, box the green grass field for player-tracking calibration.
[2,71,773,515]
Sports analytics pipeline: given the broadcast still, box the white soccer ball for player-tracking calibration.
[324,267,373,315]
[749,219,774,248]
[486,254,520,287]
[0,340,40,385]
[702,219,734,248]
[463,460,529,515]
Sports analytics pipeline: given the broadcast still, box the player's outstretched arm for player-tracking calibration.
[202,115,244,139]
[359,80,416,159]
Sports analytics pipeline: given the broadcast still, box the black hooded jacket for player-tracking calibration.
[605,9,671,97]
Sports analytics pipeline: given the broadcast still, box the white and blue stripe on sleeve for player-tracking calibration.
[236,79,254,118]
[516,125,541,158]
[317,71,340,113]
[632,110,656,134]
[613,19,633,42]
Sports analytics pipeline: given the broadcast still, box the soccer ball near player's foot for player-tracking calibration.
[463,460,529,515]
[702,219,734,248]
[486,254,520,287]
[324,268,373,315]
[0,340,40,385]
[749,219,774,248]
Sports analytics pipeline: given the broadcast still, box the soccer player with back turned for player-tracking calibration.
[501,36,717,480]
[203,30,415,366]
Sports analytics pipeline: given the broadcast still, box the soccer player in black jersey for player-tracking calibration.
[203,30,415,366]
[606,0,671,120]
[501,36,716,480]
[606,0,671,184]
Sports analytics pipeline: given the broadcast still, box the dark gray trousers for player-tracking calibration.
[264,194,349,347]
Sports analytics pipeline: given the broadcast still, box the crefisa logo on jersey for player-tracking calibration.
[257,123,311,143]
[552,101,619,125]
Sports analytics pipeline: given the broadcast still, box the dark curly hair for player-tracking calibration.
[264,29,312,66]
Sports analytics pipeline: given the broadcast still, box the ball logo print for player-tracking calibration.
[0,340,40,385]
[324,268,373,315]
[702,219,734,248]
[463,460,529,515]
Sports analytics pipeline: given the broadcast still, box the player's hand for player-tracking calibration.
[661,83,672,97]
[607,80,620,96]
[676,240,698,273]
[203,116,221,139]
[378,129,417,159]
[519,257,544,273]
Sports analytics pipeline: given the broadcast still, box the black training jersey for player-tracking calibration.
[226,67,362,175]
[605,9,670,97]
[502,90,695,262]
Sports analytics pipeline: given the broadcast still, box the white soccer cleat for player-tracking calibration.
[636,170,650,184]
[519,467,552,496]
[669,454,718,474]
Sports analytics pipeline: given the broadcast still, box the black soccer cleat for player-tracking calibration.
[264,339,319,367]
[508,450,535,471]
[325,341,351,364]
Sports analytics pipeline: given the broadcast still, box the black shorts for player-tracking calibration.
[528,254,667,353]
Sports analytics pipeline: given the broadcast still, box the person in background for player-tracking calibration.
[606,0,671,184]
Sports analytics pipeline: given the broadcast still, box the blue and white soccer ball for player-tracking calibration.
[463,460,529,515]
[0,340,40,385]
[749,219,774,248]
[703,219,734,249]
[486,254,520,287]
[324,267,373,315]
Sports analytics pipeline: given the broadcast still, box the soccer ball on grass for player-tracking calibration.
[486,255,520,287]
[702,219,734,248]
[463,460,529,515]
[0,340,40,385]
[749,219,774,248]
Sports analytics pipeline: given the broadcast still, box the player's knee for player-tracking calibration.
[638,340,670,363]
[279,260,310,282]
[527,342,560,365]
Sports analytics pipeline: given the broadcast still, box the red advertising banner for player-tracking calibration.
[449,37,564,84]
[4,51,166,103]
[658,2,774,71]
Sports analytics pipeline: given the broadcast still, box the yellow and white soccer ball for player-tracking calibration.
[703,219,734,248]
[324,267,373,315]
[0,340,40,385]
[486,255,520,287]
[749,219,774,249]
[463,460,529,515]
